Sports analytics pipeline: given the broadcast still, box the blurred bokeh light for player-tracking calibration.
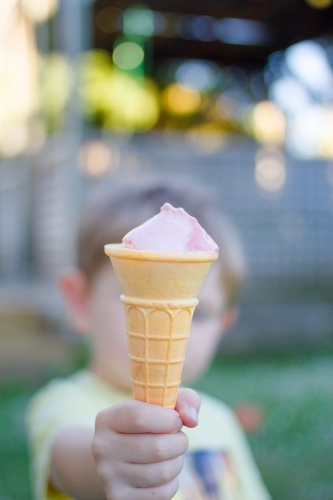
[112,41,144,70]
[123,5,154,37]
[95,7,121,33]
[285,41,333,96]
[305,0,332,7]
[78,140,120,176]
[175,60,218,92]
[255,147,286,192]
[22,0,59,23]
[252,101,286,146]
[162,83,201,116]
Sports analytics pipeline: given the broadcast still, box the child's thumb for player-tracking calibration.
[175,388,201,428]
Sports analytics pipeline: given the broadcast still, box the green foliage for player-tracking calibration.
[78,50,159,131]
[0,381,37,500]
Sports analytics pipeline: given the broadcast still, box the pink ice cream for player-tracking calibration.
[122,203,219,253]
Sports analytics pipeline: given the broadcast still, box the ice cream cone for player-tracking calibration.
[104,244,218,408]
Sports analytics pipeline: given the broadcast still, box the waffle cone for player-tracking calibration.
[104,244,218,408]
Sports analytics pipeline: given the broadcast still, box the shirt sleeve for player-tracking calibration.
[26,379,97,500]
[220,405,271,500]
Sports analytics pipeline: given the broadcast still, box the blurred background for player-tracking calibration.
[1,1,333,499]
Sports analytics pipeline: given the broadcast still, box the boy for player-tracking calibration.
[27,178,271,500]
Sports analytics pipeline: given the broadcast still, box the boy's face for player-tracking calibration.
[62,263,233,392]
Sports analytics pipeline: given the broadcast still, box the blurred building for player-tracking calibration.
[1,0,333,370]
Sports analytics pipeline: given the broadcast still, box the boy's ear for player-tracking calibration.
[221,307,239,335]
[59,269,91,336]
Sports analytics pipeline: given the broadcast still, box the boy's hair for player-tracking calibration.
[77,177,245,306]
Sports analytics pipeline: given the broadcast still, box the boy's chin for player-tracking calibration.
[181,367,206,385]
[92,364,132,393]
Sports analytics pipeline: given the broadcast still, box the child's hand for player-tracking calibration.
[92,388,200,500]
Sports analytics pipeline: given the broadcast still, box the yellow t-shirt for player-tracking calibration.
[26,370,270,500]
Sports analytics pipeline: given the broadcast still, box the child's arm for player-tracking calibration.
[51,426,107,500]
[50,388,200,500]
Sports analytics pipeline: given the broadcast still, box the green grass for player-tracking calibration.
[1,351,333,500]
[0,380,37,500]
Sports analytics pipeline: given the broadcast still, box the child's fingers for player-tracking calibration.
[116,432,188,463]
[99,400,183,434]
[122,456,184,488]
[105,478,179,500]
[176,388,201,428]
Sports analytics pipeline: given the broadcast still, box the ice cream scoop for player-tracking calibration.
[105,203,218,408]
[122,202,219,253]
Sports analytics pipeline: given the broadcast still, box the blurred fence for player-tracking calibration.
[1,132,333,353]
